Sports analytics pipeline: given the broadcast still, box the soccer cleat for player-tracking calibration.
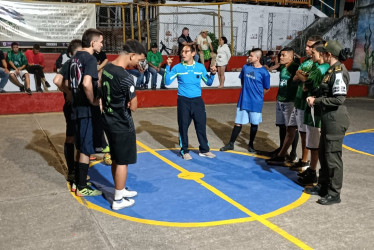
[298,169,317,186]
[123,187,137,198]
[25,88,32,95]
[199,151,216,158]
[76,186,102,197]
[220,142,234,151]
[290,159,310,172]
[112,198,135,210]
[266,155,286,166]
[102,145,110,153]
[182,153,192,160]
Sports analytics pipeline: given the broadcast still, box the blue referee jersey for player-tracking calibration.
[164,61,215,98]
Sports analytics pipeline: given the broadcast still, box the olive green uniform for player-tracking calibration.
[314,61,350,197]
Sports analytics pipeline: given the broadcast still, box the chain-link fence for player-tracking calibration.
[94,2,314,55]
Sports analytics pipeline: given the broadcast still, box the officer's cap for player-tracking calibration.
[316,40,343,57]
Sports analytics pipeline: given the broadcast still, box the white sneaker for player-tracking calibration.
[123,187,137,198]
[182,153,192,160]
[112,198,135,210]
[199,151,216,158]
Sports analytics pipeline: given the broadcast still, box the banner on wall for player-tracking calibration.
[0,0,96,45]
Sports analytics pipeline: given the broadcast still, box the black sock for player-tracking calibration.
[64,143,75,175]
[249,124,258,148]
[291,130,299,156]
[279,125,286,148]
[77,162,89,189]
[229,125,242,143]
[74,161,79,183]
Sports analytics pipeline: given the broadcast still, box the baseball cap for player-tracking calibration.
[151,42,158,48]
[316,40,343,57]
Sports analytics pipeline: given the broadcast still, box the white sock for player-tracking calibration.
[114,189,123,201]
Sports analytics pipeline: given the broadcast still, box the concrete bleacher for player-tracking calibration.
[0,53,367,115]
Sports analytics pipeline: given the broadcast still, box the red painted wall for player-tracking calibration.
[0,85,368,115]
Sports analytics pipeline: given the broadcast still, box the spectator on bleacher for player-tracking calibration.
[0,50,10,93]
[196,29,216,68]
[56,48,71,73]
[127,60,149,90]
[177,27,199,62]
[7,42,31,95]
[216,36,231,88]
[25,44,51,92]
[147,43,167,90]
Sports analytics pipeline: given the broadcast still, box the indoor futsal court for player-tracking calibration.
[1,98,373,249]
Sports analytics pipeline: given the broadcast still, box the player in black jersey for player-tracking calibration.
[101,40,147,210]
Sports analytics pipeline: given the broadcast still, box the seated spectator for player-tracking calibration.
[7,42,31,94]
[25,44,51,92]
[56,48,72,73]
[263,51,275,70]
[0,50,10,93]
[196,29,216,68]
[147,43,167,90]
[177,27,199,62]
[127,60,149,90]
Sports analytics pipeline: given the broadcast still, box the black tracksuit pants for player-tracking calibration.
[177,96,209,155]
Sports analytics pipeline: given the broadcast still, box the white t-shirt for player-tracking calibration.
[196,35,212,51]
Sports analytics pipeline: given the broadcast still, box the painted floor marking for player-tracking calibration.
[135,140,312,250]
[343,128,374,157]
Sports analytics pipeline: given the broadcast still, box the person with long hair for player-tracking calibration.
[215,36,231,88]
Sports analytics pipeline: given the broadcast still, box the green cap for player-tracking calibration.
[316,40,343,57]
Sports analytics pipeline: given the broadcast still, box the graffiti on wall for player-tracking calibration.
[353,1,374,84]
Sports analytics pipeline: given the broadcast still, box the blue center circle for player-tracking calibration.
[343,131,374,156]
[83,149,306,226]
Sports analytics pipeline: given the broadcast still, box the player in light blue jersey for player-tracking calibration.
[164,45,216,160]
[220,48,270,153]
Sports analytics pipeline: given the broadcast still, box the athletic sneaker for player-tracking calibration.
[297,166,314,177]
[290,159,310,172]
[19,85,25,92]
[112,198,135,210]
[220,142,234,151]
[266,155,286,166]
[76,186,102,197]
[71,182,91,192]
[286,152,298,163]
[123,187,137,198]
[25,88,32,95]
[298,169,317,186]
[102,145,110,153]
[199,151,216,158]
[248,146,256,153]
[45,81,51,87]
[182,153,192,160]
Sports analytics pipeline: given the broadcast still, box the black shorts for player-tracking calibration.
[105,130,137,165]
[63,103,75,137]
[74,117,95,156]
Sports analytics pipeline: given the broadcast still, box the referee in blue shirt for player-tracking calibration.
[164,45,217,160]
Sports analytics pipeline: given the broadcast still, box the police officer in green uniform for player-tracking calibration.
[304,40,350,205]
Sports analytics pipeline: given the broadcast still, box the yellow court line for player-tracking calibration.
[343,128,374,157]
[135,140,312,250]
